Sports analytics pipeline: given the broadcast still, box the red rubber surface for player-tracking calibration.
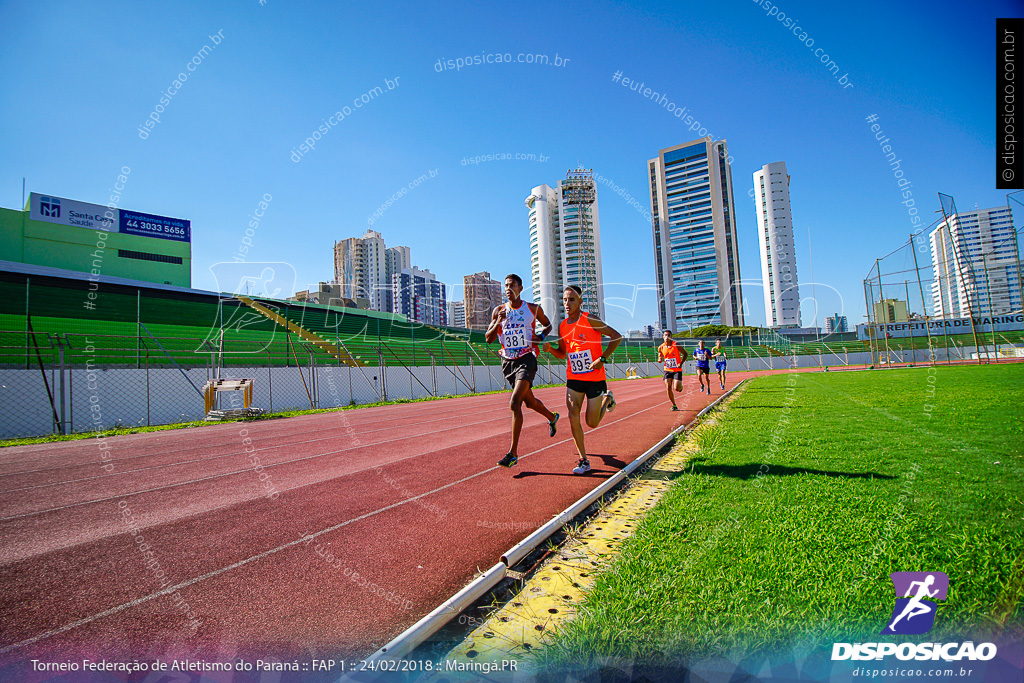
[0,369,815,669]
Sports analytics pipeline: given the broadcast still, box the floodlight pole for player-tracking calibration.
[905,280,914,364]
[984,254,997,362]
[909,232,935,365]
[937,194,982,364]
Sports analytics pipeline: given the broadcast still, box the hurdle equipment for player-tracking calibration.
[203,378,264,420]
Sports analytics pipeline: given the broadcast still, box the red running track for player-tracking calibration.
[0,369,806,671]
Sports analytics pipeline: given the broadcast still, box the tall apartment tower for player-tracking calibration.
[649,139,743,331]
[448,300,467,328]
[464,271,502,331]
[525,168,604,320]
[333,230,411,313]
[824,314,848,334]
[651,139,741,331]
[754,161,801,328]
[929,205,1021,319]
[392,266,447,325]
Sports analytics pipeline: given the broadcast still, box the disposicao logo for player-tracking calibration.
[883,571,948,635]
[831,571,997,662]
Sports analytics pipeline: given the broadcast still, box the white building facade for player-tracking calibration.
[929,205,1021,318]
[333,230,411,313]
[525,171,604,320]
[754,161,801,328]
[447,300,466,328]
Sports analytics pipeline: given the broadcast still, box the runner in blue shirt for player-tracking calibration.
[693,340,713,394]
[712,339,728,390]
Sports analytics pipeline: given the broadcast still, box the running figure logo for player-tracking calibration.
[882,572,948,635]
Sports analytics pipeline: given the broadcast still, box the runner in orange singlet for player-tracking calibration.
[543,285,622,475]
[657,330,688,411]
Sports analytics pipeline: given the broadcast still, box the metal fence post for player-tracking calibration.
[56,335,68,435]
[431,353,437,395]
[146,347,151,426]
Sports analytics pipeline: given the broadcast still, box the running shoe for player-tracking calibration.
[605,391,616,413]
[572,458,591,475]
[548,412,560,437]
[497,452,518,468]
[670,404,679,411]
[721,383,726,390]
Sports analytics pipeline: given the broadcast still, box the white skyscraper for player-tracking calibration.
[754,161,801,328]
[929,205,1020,318]
[525,168,604,320]
[333,230,411,313]
[447,300,466,328]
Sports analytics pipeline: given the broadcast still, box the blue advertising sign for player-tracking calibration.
[119,209,191,242]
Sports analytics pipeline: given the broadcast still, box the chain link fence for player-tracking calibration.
[0,330,664,439]
[862,192,1024,367]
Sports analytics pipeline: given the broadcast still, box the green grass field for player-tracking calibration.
[543,364,1024,667]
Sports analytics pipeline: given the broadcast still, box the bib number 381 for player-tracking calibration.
[503,328,529,350]
[568,350,593,374]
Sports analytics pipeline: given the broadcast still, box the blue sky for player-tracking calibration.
[0,0,1017,332]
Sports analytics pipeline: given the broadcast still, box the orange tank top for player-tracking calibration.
[660,343,682,372]
[559,312,605,381]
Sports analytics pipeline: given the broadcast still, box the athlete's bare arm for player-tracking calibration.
[484,305,506,343]
[586,315,622,367]
[543,335,567,359]
[530,303,554,339]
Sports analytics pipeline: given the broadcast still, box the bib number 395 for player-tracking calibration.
[568,350,593,374]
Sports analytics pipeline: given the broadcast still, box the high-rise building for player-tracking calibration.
[464,271,502,331]
[333,230,411,312]
[526,167,604,320]
[754,161,801,328]
[447,300,466,328]
[393,266,447,325]
[824,314,848,334]
[929,205,1021,319]
[649,139,743,332]
[874,299,909,324]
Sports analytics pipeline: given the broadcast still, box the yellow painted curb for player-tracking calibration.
[426,397,739,681]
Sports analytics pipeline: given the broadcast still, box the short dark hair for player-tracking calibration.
[663,329,673,336]
[564,284,583,296]
[505,274,522,287]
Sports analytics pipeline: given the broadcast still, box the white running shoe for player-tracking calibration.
[572,458,592,475]
[605,391,616,412]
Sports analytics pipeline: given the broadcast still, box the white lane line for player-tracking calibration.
[0,386,659,509]
[0,382,656,471]
[0,394,670,656]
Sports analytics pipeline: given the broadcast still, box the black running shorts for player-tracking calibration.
[566,379,607,399]
[663,370,682,381]
[501,353,538,386]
